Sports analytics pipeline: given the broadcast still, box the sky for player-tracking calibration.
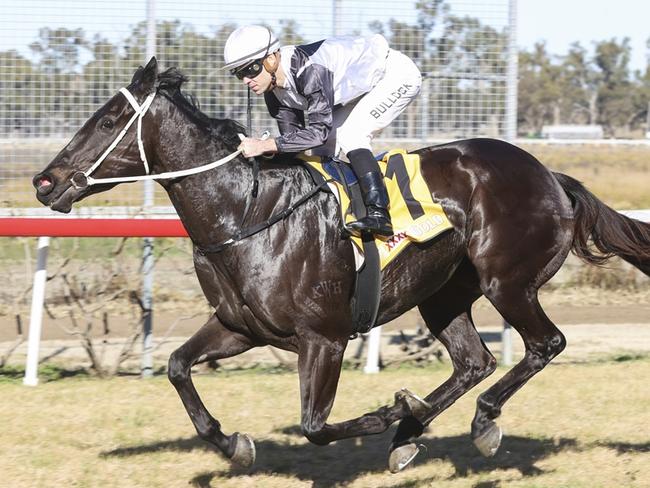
[518,0,649,72]
[1,0,649,72]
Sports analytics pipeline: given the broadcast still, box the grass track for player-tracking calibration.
[1,358,649,487]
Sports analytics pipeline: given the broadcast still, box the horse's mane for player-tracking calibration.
[156,67,246,149]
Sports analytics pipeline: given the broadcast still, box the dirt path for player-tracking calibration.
[2,287,648,369]
[3,318,649,370]
[2,296,649,342]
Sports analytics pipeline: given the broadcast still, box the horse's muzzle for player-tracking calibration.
[33,172,54,196]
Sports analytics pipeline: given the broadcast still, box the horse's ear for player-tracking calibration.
[130,66,145,84]
[141,57,158,94]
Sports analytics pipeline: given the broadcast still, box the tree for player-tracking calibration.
[83,34,124,106]
[517,38,640,137]
[367,0,509,137]
[517,43,563,135]
[370,0,446,74]
[277,19,306,46]
[432,13,508,136]
[0,50,39,135]
[3,13,648,139]
[29,27,90,74]
[26,27,93,135]
[592,38,634,135]
[560,42,599,125]
[629,38,650,134]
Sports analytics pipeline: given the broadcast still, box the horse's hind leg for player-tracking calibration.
[167,314,256,467]
[388,259,497,471]
[469,218,572,457]
[470,290,566,456]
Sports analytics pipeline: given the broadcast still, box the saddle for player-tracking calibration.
[302,149,454,334]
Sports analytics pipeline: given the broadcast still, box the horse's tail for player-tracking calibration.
[553,172,650,276]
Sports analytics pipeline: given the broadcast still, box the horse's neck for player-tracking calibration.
[152,113,307,247]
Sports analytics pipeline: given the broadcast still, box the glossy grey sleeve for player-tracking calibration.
[274,64,334,153]
[264,91,305,136]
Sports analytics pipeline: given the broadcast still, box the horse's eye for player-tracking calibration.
[101,118,114,130]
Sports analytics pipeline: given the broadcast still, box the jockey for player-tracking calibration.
[223,25,422,237]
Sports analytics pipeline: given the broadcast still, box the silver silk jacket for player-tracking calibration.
[264,34,390,153]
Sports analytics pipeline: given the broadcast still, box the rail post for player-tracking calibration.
[141,0,157,378]
[501,0,518,366]
[23,236,50,386]
[364,327,382,374]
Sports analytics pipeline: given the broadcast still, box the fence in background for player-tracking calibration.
[1,0,515,212]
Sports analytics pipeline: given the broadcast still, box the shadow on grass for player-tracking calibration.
[0,364,89,382]
[102,428,580,488]
[0,365,168,383]
[597,441,650,454]
[100,437,218,458]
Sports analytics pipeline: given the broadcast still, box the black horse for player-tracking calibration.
[33,58,650,472]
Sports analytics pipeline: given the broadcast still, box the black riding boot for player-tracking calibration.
[347,148,393,237]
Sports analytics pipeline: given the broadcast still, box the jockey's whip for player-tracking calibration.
[246,87,259,197]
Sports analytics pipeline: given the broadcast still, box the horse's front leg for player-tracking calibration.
[168,313,256,467]
[296,336,412,457]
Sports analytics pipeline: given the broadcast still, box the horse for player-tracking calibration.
[33,57,650,472]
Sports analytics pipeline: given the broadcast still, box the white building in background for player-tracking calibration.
[541,125,604,139]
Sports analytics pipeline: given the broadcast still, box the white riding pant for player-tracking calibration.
[312,48,422,159]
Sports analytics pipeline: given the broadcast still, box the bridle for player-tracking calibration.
[66,84,327,256]
[70,87,261,189]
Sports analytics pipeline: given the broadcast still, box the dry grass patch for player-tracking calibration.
[4,142,650,208]
[1,358,649,487]
[521,144,650,209]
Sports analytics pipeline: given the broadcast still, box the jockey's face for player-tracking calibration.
[241,67,271,95]
[236,54,277,95]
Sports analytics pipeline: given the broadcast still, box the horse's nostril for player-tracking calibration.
[33,174,54,195]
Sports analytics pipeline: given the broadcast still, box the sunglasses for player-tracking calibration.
[231,59,264,80]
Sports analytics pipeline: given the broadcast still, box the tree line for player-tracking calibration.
[519,38,650,137]
[0,0,509,139]
[1,0,648,139]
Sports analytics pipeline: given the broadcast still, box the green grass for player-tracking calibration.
[0,357,649,487]
[0,236,191,261]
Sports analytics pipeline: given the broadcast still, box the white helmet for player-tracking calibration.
[223,25,280,71]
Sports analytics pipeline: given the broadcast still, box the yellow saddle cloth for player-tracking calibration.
[304,149,454,269]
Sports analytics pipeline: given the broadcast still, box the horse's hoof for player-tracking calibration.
[473,423,502,457]
[231,432,256,468]
[388,443,420,473]
[394,388,432,420]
